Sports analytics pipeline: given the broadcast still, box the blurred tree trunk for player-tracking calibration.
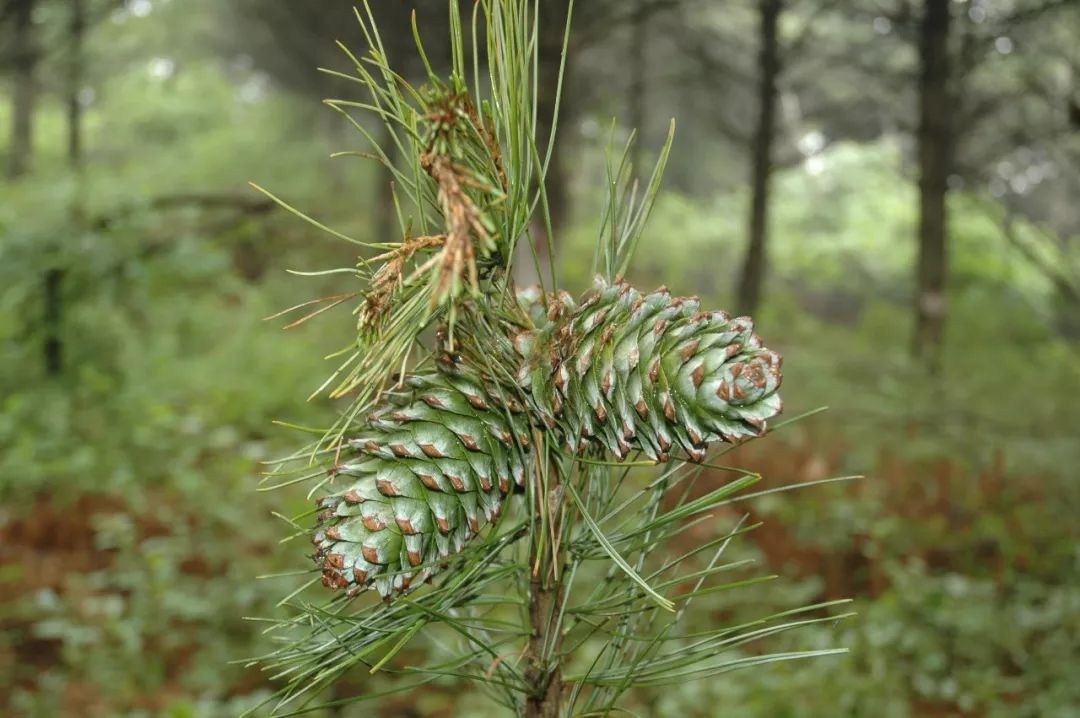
[66,0,85,168]
[374,121,398,245]
[6,0,37,179]
[43,268,63,376]
[536,0,571,248]
[517,0,570,288]
[627,3,648,172]
[43,0,87,377]
[913,0,952,368]
[736,0,782,316]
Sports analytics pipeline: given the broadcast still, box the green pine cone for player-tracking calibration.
[513,276,783,463]
[312,277,782,598]
[313,372,532,599]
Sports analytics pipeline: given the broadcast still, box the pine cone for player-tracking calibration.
[514,277,783,463]
[313,373,532,599]
[313,277,783,598]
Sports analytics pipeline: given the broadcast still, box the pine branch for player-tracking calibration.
[252,3,852,716]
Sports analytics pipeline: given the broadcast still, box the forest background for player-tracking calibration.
[1,0,1078,716]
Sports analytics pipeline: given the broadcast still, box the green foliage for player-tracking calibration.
[2,1,1077,716]
[0,7,366,715]
[563,139,1080,717]
[249,4,854,718]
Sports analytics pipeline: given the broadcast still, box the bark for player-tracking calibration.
[524,574,564,718]
[6,0,38,179]
[913,0,952,367]
[524,454,566,718]
[736,0,782,317]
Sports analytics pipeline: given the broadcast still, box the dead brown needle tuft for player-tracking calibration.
[421,152,489,303]
[359,233,446,327]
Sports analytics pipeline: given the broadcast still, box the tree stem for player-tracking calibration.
[525,574,564,718]
[7,0,38,180]
[67,0,86,169]
[913,0,953,369]
[736,0,782,317]
[524,451,565,718]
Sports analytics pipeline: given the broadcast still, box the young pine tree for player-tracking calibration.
[251,3,851,716]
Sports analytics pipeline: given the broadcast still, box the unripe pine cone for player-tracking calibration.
[313,373,532,599]
[312,277,783,599]
[514,276,783,462]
